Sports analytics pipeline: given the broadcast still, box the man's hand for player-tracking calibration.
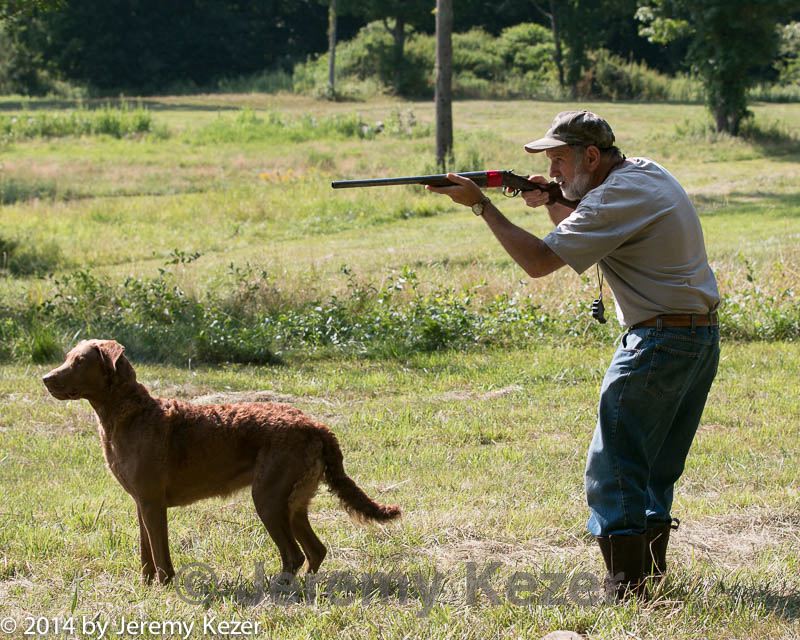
[521,175,553,209]
[425,172,485,207]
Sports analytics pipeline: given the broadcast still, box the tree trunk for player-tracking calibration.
[549,0,565,89]
[532,0,565,89]
[391,15,406,92]
[435,0,453,171]
[327,0,337,99]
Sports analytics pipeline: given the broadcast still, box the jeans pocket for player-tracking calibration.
[644,343,702,396]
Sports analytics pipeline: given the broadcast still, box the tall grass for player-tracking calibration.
[0,177,61,204]
[0,104,167,140]
[188,108,430,145]
[0,234,64,276]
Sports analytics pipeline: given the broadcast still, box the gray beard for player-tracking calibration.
[561,168,593,201]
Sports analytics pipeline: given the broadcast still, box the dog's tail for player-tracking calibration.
[318,426,401,522]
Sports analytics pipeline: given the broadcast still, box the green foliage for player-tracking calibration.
[0,235,63,276]
[637,0,793,134]
[721,257,800,341]
[0,105,165,140]
[295,18,715,101]
[775,21,800,86]
[579,49,703,101]
[5,253,800,364]
[295,22,561,99]
[26,0,329,92]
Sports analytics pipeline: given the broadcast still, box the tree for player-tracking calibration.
[327,0,337,98]
[339,0,432,93]
[0,0,63,94]
[21,0,330,92]
[435,0,453,170]
[531,0,645,95]
[530,1,565,88]
[637,0,798,134]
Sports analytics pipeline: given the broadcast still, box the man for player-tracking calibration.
[427,110,720,599]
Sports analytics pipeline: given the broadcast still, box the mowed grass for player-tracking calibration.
[1,344,798,638]
[0,96,799,638]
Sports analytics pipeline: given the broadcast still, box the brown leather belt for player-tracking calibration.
[632,312,718,329]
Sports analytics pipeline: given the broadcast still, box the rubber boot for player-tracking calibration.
[595,534,647,601]
[645,519,679,580]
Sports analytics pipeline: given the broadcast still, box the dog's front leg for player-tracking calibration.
[138,500,174,584]
[137,506,157,583]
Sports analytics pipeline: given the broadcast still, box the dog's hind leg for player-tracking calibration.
[252,455,306,575]
[288,452,327,573]
[290,507,327,573]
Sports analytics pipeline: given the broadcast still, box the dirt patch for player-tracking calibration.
[384,508,799,573]
[189,389,335,409]
[439,385,524,403]
[678,510,800,568]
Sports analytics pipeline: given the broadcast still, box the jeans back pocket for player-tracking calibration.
[644,342,703,396]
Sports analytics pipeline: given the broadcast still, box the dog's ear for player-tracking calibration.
[96,340,134,382]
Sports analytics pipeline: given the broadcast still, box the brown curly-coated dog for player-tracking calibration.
[42,339,400,584]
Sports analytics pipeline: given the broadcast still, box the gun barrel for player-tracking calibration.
[331,176,447,189]
[331,171,504,189]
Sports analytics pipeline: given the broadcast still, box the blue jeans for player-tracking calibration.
[585,326,720,536]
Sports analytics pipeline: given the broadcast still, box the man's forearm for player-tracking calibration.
[481,202,564,278]
[546,202,576,226]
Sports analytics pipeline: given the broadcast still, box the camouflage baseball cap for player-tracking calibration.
[524,110,615,153]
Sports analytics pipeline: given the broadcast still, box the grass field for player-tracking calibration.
[1,95,799,639]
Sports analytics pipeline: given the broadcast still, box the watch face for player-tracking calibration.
[471,201,484,215]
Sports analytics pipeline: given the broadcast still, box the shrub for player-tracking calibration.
[579,49,703,102]
[293,22,559,100]
[291,23,719,101]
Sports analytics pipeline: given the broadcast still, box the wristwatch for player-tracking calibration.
[471,196,490,216]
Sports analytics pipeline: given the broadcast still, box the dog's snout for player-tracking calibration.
[42,368,65,392]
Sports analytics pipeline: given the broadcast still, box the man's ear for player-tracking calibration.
[585,145,602,170]
[96,340,126,374]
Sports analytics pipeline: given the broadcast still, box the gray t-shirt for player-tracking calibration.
[543,157,720,327]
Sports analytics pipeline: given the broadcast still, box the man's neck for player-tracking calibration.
[590,154,626,191]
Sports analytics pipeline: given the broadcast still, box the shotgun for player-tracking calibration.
[331,170,578,207]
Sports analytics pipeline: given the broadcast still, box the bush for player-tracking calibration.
[579,49,704,102]
[293,22,559,100]
[293,24,719,101]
